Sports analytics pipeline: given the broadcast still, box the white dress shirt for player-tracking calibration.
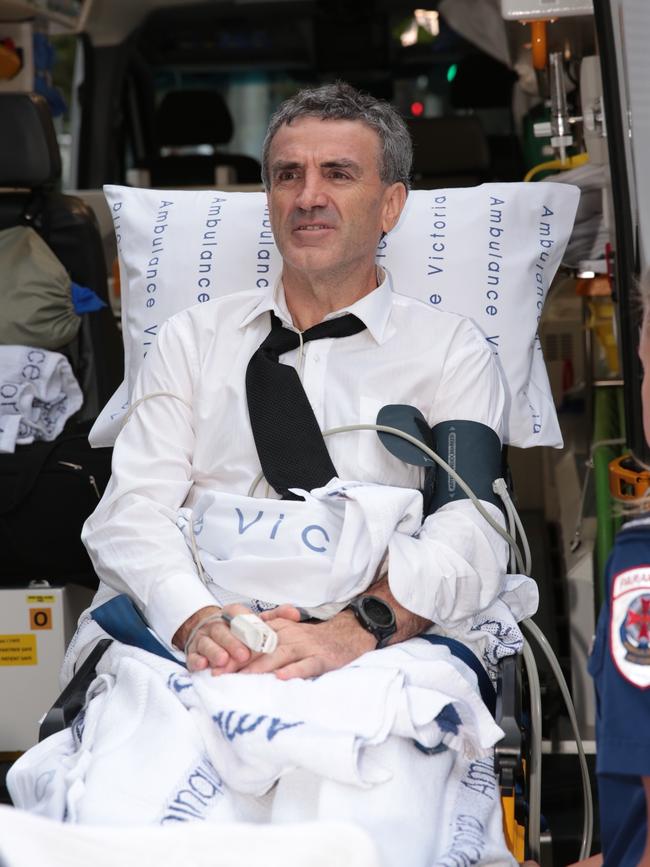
[82,271,508,647]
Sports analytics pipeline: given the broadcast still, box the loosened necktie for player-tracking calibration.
[246,310,366,499]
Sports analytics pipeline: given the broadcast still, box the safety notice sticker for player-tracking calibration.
[29,608,52,630]
[0,634,37,666]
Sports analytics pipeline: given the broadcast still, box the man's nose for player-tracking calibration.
[294,172,328,210]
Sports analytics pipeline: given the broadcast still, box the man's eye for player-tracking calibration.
[277,170,297,182]
[329,170,350,180]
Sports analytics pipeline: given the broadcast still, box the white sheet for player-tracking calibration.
[0,805,381,867]
[8,638,517,866]
[178,479,423,617]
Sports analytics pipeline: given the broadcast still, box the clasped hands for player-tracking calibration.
[173,602,377,680]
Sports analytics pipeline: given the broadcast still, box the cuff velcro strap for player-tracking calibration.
[428,419,504,513]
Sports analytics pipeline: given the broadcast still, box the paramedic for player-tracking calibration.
[584,272,650,867]
[82,82,508,681]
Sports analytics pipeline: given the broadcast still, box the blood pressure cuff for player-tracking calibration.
[427,420,504,514]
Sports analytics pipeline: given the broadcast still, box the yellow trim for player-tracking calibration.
[0,751,23,762]
[501,793,526,861]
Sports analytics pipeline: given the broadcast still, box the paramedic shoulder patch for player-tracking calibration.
[611,565,650,688]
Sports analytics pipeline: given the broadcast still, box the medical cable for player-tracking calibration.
[119,390,194,429]
[247,422,527,573]
[176,402,592,855]
[183,612,225,656]
[186,516,209,585]
[296,328,305,378]
[184,520,280,653]
[113,383,591,849]
[502,490,517,574]
[494,478,532,576]
[521,636,543,863]
[493,478,518,573]
[121,394,527,570]
[522,617,594,861]
[200,413,591,851]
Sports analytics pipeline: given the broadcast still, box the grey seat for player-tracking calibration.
[406,115,491,189]
[149,89,262,187]
[0,92,123,418]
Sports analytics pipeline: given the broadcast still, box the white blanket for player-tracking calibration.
[178,479,423,618]
[0,805,381,867]
[9,638,517,866]
[0,346,83,453]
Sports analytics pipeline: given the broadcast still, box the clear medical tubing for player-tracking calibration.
[522,638,543,863]
[523,618,594,862]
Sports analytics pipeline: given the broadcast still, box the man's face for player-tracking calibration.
[266,117,406,285]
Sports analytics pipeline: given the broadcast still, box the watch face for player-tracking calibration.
[362,596,394,627]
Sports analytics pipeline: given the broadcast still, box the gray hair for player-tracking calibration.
[261,81,412,191]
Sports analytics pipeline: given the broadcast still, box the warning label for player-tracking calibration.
[26,594,55,604]
[29,608,52,630]
[0,634,37,666]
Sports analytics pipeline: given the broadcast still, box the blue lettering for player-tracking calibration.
[269,514,285,540]
[301,524,330,553]
[267,717,304,741]
[236,508,264,534]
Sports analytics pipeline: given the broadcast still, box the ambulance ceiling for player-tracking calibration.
[0,0,423,47]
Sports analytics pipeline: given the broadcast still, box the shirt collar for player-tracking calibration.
[238,267,395,345]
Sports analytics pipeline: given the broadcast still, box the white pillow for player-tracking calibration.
[91,183,579,448]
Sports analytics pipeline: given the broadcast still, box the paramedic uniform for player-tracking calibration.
[589,517,650,867]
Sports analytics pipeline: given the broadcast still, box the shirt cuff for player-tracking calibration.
[145,575,220,649]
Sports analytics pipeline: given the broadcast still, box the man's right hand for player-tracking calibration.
[172,603,265,674]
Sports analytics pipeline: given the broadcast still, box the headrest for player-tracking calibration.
[90,182,580,450]
[0,93,61,187]
[406,116,490,175]
[155,90,234,147]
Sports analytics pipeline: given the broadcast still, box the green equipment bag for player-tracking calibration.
[0,225,81,350]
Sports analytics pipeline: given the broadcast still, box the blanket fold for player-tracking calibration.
[177,479,423,617]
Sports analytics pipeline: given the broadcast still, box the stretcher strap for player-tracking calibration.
[91,594,183,666]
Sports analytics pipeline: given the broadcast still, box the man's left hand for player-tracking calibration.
[236,605,377,680]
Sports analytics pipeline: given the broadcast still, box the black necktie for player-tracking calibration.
[246,310,366,499]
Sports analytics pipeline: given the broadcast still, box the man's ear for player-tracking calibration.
[381,182,408,236]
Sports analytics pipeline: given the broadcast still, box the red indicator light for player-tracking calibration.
[410,101,424,117]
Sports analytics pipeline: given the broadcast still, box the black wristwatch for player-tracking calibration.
[346,595,397,649]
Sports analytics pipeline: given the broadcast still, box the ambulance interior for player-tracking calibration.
[1,1,649,864]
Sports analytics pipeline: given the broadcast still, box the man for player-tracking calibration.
[13,83,519,865]
[82,82,507,675]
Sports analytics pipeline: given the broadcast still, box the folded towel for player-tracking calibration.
[0,345,83,453]
[177,478,423,616]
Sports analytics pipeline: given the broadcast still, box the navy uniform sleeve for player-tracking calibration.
[589,523,650,778]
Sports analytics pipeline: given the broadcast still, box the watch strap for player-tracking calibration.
[347,594,396,648]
